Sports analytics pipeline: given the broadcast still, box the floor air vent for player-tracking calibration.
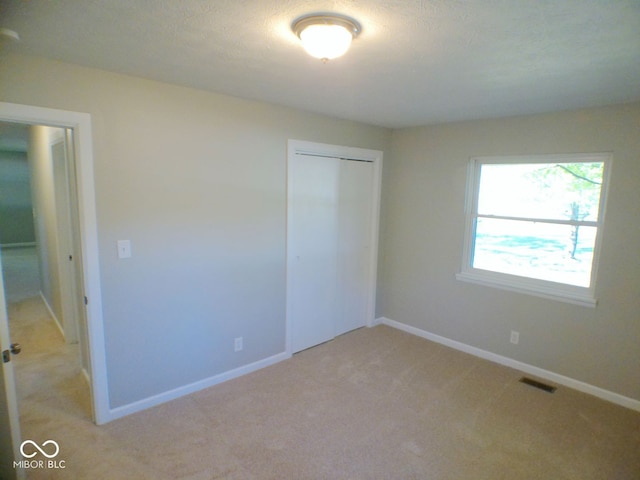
[519,377,557,393]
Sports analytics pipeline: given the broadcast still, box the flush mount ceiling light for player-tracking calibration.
[292,14,361,62]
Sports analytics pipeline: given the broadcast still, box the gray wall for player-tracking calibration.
[0,150,35,246]
[2,53,637,409]
[0,54,392,408]
[379,103,640,401]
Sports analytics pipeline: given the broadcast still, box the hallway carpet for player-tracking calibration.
[9,301,640,479]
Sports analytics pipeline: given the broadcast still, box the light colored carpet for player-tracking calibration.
[9,298,640,479]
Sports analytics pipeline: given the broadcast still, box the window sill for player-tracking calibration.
[455,271,597,308]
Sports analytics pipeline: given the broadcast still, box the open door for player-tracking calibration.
[0,250,23,480]
[51,135,81,344]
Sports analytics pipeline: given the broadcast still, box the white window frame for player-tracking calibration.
[456,153,612,308]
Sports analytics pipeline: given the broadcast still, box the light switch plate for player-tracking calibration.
[117,240,132,259]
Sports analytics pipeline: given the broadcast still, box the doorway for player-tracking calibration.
[286,140,383,354]
[0,102,110,476]
[1,125,84,345]
[0,121,92,458]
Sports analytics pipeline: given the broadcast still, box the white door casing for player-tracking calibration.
[0,102,110,426]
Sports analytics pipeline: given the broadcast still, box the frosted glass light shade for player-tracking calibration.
[299,24,353,60]
[293,15,360,61]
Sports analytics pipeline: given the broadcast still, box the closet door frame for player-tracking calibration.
[285,140,383,355]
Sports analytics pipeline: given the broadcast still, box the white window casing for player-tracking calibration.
[456,153,612,307]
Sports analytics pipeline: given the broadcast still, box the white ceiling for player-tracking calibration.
[2,0,640,128]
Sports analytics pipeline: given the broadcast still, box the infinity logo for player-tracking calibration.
[20,440,60,459]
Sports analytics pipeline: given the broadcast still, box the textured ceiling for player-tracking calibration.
[1,0,640,128]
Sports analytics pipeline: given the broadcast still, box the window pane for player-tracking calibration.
[477,162,603,221]
[473,218,596,287]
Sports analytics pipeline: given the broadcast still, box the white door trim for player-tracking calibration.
[0,102,110,424]
[286,139,383,355]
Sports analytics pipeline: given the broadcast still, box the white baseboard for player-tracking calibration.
[108,351,291,422]
[377,317,640,412]
[370,316,384,327]
[39,291,65,341]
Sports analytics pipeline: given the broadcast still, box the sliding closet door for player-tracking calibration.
[287,140,382,355]
[288,154,340,353]
[335,160,374,336]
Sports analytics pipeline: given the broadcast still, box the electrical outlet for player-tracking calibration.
[510,330,520,345]
[117,240,132,259]
[234,337,243,352]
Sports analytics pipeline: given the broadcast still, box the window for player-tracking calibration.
[456,153,611,307]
